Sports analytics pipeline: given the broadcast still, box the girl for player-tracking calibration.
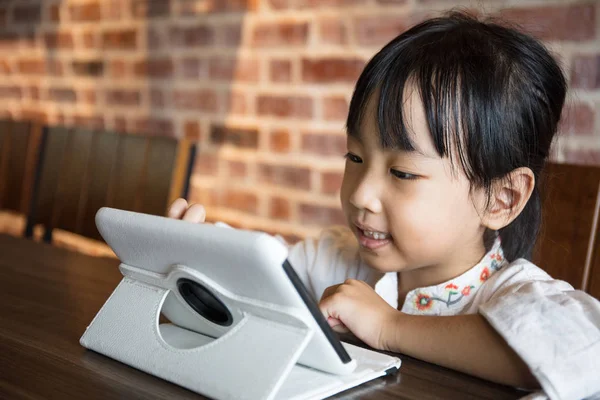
[169,12,600,400]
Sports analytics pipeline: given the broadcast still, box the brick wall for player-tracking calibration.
[0,0,599,243]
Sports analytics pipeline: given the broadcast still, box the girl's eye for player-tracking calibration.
[344,152,363,163]
[390,169,418,180]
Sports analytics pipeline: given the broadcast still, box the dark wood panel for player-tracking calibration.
[79,131,120,240]
[109,135,148,212]
[0,120,35,213]
[0,120,9,208]
[139,136,178,216]
[34,127,71,227]
[0,233,523,400]
[584,186,600,299]
[533,163,600,289]
[54,129,94,233]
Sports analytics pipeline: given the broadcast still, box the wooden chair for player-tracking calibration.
[0,120,42,216]
[25,126,196,242]
[532,162,600,298]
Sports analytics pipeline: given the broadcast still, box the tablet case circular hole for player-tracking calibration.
[177,279,233,327]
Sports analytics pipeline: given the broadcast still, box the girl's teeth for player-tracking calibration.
[363,230,390,240]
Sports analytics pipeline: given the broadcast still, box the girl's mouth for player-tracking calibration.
[356,227,392,250]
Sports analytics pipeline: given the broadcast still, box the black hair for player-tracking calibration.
[346,11,567,262]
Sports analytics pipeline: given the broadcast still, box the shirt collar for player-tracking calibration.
[401,237,507,315]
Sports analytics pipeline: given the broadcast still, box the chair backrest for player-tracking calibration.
[0,120,42,214]
[27,126,196,241]
[532,162,600,296]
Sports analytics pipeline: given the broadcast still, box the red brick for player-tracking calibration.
[131,0,171,18]
[257,95,313,118]
[0,60,11,75]
[82,31,98,49]
[48,87,77,103]
[133,117,174,136]
[321,171,343,195]
[81,89,97,105]
[210,125,258,148]
[104,1,122,20]
[72,60,104,77]
[106,90,141,106]
[169,25,214,47]
[301,132,346,156]
[179,57,209,79]
[70,2,101,22]
[184,121,201,141]
[178,0,214,15]
[195,152,219,175]
[44,32,74,49]
[103,29,137,50]
[270,129,291,153]
[220,24,243,47]
[302,58,364,83]
[224,91,247,115]
[48,4,61,22]
[564,149,600,166]
[560,103,595,135]
[13,4,41,24]
[20,109,47,123]
[0,86,22,100]
[270,197,291,220]
[73,115,104,130]
[269,0,365,8]
[299,204,345,225]
[114,116,128,132]
[270,60,292,83]
[134,58,173,78]
[173,89,219,112]
[227,161,247,178]
[110,60,127,78]
[499,4,595,42]
[251,21,309,47]
[147,27,163,50]
[571,55,600,90]
[212,0,258,12]
[17,59,45,75]
[28,86,40,101]
[318,18,347,45]
[258,164,311,190]
[209,57,260,82]
[354,15,409,46]
[223,190,258,214]
[323,96,348,121]
[150,89,165,108]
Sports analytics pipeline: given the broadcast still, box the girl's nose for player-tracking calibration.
[349,178,383,214]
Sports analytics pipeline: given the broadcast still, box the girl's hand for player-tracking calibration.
[167,198,206,223]
[319,279,400,350]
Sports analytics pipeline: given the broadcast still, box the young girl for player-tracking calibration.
[168,12,600,400]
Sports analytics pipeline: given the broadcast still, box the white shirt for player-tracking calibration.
[286,226,600,400]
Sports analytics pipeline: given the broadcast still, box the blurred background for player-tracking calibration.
[0,0,598,256]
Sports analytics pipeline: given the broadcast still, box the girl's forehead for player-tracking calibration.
[356,89,439,160]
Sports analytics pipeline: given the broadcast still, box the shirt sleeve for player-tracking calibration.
[479,273,600,400]
[285,226,388,303]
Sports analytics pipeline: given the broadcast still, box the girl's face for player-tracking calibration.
[340,88,488,284]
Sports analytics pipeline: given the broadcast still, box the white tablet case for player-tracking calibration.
[80,208,401,400]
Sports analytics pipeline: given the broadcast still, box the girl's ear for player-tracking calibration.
[481,167,535,231]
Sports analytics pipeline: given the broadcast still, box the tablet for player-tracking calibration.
[95,207,357,375]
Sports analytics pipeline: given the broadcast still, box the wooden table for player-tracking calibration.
[0,234,525,399]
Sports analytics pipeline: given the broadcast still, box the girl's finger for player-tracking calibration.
[182,203,206,224]
[167,198,189,219]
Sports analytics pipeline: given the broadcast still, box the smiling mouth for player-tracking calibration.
[355,227,392,250]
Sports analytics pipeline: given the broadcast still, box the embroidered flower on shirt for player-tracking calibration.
[462,285,474,296]
[415,293,433,310]
[480,267,490,282]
